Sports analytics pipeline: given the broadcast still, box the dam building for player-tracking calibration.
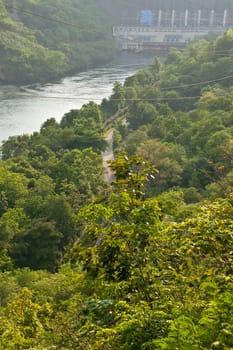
[113,9,232,52]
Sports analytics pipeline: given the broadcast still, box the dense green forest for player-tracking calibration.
[1,0,233,84]
[0,31,233,348]
[0,0,113,84]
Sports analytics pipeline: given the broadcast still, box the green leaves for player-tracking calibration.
[0,287,53,349]
[0,157,232,348]
[0,0,113,83]
[72,155,161,282]
[1,18,233,349]
[109,153,158,200]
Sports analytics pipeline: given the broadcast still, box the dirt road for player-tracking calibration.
[102,130,114,183]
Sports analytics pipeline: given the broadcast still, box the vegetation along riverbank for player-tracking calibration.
[0,26,232,348]
[0,0,114,84]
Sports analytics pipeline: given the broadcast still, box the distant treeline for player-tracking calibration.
[0,0,114,84]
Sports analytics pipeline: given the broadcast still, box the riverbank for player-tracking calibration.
[0,0,114,85]
[0,54,155,142]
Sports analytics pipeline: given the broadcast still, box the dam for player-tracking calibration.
[113,9,232,52]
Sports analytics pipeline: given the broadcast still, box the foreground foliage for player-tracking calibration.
[0,156,232,349]
[0,31,233,348]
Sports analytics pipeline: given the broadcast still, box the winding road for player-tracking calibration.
[102,130,114,183]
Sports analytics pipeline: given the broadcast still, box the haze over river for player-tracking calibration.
[0,54,154,143]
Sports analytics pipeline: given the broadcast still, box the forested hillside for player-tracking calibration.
[103,29,233,199]
[1,0,232,84]
[0,31,232,348]
[0,0,113,84]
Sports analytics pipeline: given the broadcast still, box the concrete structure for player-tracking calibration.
[113,9,231,53]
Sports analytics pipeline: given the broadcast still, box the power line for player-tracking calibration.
[15,93,231,102]
[159,73,233,91]
[169,48,233,55]
[5,4,233,44]
[5,4,233,53]
[14,72,233,103]
[5,4,105,35]
[6,2,106,22]
[4,4,233,100]
[7,93,199,102]
[194,48,233,54]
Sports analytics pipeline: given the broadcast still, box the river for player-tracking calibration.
[0,54,155,143]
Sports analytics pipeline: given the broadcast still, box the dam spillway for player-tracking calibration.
[113,9,232,52]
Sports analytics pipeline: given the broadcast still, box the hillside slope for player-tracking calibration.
[0,0,113,84]
[0,30,232,348]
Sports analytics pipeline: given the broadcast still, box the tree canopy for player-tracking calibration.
[0,0,113,83]
[0,30,233,349]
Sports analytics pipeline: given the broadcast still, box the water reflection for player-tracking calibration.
[0,54,155,142]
